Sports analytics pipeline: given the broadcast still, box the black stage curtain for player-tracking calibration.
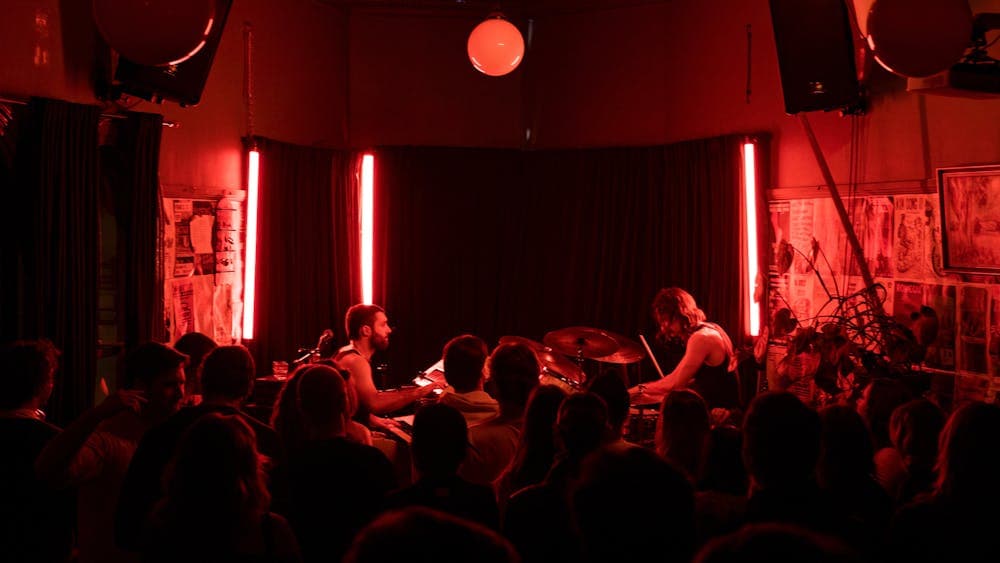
[374,147,522,383]
[1,99,100,425]
[252,137,360,374]
[374,137,747,385]
[331,151,362,318]
[115,112,164,349]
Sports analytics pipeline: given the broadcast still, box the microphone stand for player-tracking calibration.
[292,347,318,366]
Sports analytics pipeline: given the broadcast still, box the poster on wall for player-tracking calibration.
[953,373,990,409]
[772,195,967,372]
[990,287,1000,378]
[171,279,195,335]
[214,283,234,344]
[778,197,893,296]
[924,284,956,371]
[893,282,960,371]
[769,200,790,270]
[893,281,924,325]
[788,274,816,326]
[958,285,988,374]
[894,195,943,281]
[849,197,894,278]
[789,200,817,276]
[163,193,244,345]
[172,200,195,277]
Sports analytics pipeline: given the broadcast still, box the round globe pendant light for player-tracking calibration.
[467,15,525,76]
[93,0,216,67]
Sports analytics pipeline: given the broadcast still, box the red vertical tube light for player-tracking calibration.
[743,141,761,337]
[243,148,260,339]
[361,153,374,305]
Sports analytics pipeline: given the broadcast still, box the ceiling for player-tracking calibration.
[315,0,672,18]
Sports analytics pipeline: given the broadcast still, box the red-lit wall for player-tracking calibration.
[1,0,998,190]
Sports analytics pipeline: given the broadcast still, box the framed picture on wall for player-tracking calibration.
[938,164,1000,274]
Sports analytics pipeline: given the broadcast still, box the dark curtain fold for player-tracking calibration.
[116,112,164,349]
[331,151,362,313]
[658,137,745,340]
[375,137,748,384]
[252,137,359,374]
[0,103,27,328]
[1,98,100,425]
[374,147,522,383]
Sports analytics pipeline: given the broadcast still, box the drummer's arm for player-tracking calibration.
[633,332,712,396]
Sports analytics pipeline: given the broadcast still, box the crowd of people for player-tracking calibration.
[3,289,998,562]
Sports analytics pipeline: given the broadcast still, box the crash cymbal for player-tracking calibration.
[498,335,548,353]
[595,331,646,364]
[543,326,619,360]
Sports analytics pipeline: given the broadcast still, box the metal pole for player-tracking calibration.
[797,113,885,318]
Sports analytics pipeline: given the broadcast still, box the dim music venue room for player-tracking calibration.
[2,1,1000,562]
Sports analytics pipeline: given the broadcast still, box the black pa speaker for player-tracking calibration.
[112,0,233,107]
[768,0,861,114]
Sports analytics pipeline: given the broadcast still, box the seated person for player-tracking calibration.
[628,288,739,412]
[503,392,610,563]
[694,523,856,563]
[286,365,397,563]
[458,342,539,486]
[572,444,696,563]
[38,341,187,563]
[438,334,499,427]
[333,304,441,430]
[116,345,284,552]
[173,331,217,406]
[346,507,518,563]
[141,413,300,563]
[0,339,74,563]
[494,385,568,513]
[384,403,499,529]
[273,362,372,450]
[585,372,630,442]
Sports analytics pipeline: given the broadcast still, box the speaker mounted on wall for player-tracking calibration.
[106,0,233,107]
[768,0,863,114]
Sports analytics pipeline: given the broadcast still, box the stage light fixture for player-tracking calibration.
[467,14,525,76]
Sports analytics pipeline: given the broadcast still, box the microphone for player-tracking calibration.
[317,329,336,357]
[317,329,334,347]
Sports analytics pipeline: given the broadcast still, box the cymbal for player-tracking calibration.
[543,326,618,360]
[498,335,548,354]
[595,330,646,364]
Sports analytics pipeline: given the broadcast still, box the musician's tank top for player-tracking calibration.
[688,323,740,410]
[333,347,371,424]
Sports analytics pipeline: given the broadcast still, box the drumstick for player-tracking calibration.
[639,334,665,379]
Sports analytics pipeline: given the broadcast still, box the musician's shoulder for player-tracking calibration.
[337,349,366,369]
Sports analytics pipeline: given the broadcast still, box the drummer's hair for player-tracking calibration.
[652,287,706,335]
[443,334,488,393]
[345,304,385,341]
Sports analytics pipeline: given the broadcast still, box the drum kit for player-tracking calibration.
[498,326,650,396]
[499,326,664,445]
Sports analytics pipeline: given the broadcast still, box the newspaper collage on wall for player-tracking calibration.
[767,193,1000,409]
[162,192,244,345]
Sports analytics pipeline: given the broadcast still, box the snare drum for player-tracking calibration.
[625,405,660,448]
